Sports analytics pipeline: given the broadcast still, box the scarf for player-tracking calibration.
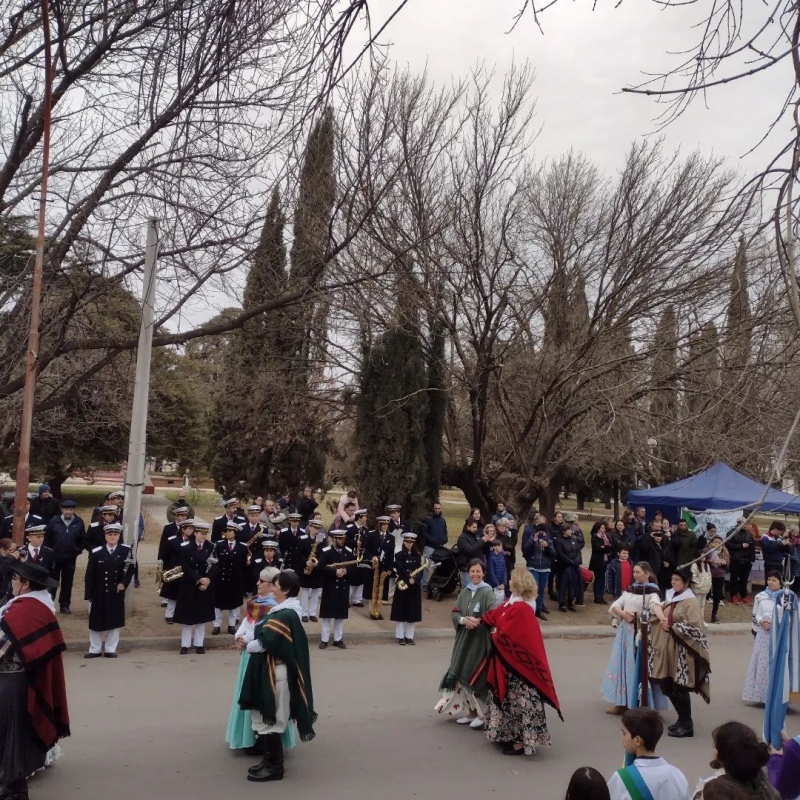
[239,604,316,741]
[626,582,661,596]
[465,580,491,595]
[663,587,695,605]
[269,595,303,620]
[764,587,784,602]
[479,600,562,719]
[246,594,275,623]
[0,591,70,750]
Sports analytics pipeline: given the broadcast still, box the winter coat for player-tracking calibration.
[589,530,614,574]
[553,535,582,568]
[486,551,508,588]
[420,513,448,548]
[727,528,756,564]
[455,530,490,571]
[521,525,555,572]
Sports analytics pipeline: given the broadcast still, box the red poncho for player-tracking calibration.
[479,600,562,719]
[0,596,70,749]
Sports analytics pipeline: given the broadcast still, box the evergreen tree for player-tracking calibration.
[424,317,447,507]
[649,305,681,482]
[723,236,752,371]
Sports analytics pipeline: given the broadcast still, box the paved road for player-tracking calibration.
[29,633,777,800]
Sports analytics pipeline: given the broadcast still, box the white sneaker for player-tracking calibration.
[611,618,618,628]
[456,717,472,725]
[469,718,486,729]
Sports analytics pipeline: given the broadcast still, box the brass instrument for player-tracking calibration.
[396,558,435,591]
[369,556,391,620]
[304,540,320,574]
[162,566,183,583]
[155,561,164,588]
[244,530,265,567]
[327,557,362,570]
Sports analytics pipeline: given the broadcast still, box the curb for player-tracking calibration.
[61,622,751,652]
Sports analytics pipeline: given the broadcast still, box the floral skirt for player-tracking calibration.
[486,673,550,755]
[434,683,486,719]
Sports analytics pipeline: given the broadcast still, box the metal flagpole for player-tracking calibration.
[123,218,159,613]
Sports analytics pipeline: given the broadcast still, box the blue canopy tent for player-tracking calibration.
[626,462,800,523]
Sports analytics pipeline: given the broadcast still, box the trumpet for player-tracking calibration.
[396,558,435,591]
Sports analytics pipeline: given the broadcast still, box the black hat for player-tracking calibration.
[10,559,58,589]
[672,567,692,583]
[61,499,77,508]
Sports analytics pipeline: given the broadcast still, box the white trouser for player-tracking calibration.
[395,622,416,640]
[250,665,289,734]
[181,624,206,647]
[214,608,239,627]
[320,618,344,642]
[89,628,120,654]
[349,584,364,604]
[165,599,176,619]
[299,588,320,617]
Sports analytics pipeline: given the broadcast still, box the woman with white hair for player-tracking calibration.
[226,566,295,754]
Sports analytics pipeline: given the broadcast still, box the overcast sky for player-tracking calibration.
[365,0,786,179]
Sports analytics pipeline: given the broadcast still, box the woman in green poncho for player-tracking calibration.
[435,559,498,729]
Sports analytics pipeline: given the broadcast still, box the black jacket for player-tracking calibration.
[553,535,582,568]
[30,496,61,524]
[455,530,490,571]
[726,528,756,564]
[85,544,134,631]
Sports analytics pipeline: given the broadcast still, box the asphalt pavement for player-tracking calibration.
[29,632,776,800]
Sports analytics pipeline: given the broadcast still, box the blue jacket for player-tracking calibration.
[420,513,448,548]
[760,535,790,570]
[521,524,555,571]
[486,550,508,588]
[44,514,87,561]
[605,557,633,598]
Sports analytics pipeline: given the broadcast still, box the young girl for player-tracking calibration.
[743,571,789,704]
[704,534,729,624]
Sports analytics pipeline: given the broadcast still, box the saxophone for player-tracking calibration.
[162,566,183,583]
[304,540,320,575]
[244,528,265,566]
[369,556,391,620]
[396,558,434,591]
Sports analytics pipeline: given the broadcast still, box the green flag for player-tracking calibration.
[681,508,697,531]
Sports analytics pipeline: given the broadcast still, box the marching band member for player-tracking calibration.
[299,519,326,622]
[213,521,249,635]
[347,509,369,607]
[386,504,408,599]
[85,504,118,551]
[279,512,311,575]
[160,518,195,623]
[22,524,55,574]
[84,522,134,658]
[366,515,395,610]
[242,505,266,549]
[391,531,423,645]
[316,529,354,649]
[157,505,189,561]
[249,539,283,595]
[212,498,246,543]
[174,521,217,654]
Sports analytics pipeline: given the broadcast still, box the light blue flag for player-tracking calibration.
[765,589,800,749]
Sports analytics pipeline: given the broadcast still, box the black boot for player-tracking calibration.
[247,733,284,782]
[244,734,266,757]
[247,736,270,775]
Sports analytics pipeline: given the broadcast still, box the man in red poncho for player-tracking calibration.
[0,560,70,800]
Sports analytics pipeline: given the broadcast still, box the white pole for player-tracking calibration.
[123,218,159,613]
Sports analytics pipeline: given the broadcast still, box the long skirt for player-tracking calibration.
[601,620,669,710]
[743,627,770,704]
[486,674,551,755]
[226,651,296,750]
[434,683,487,720]
[0,668,47,785]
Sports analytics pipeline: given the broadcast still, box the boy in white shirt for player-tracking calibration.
[608,708,690,800]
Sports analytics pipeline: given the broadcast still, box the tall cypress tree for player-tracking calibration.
[424,317,447,507]
[649,305,681,482]
[723,236,752,371]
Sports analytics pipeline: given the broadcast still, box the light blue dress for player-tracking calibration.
[601,591,669,710]
[225,612,296,751]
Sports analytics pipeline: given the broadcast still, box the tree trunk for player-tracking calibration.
[45,469,70,500]
[575,489,587,511]
[537,481,561,519]
[612,480,620,520]
[441,463,495,519]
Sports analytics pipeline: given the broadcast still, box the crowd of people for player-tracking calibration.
[5,484,800,799]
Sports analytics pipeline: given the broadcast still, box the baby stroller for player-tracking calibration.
[426,545,460,601]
